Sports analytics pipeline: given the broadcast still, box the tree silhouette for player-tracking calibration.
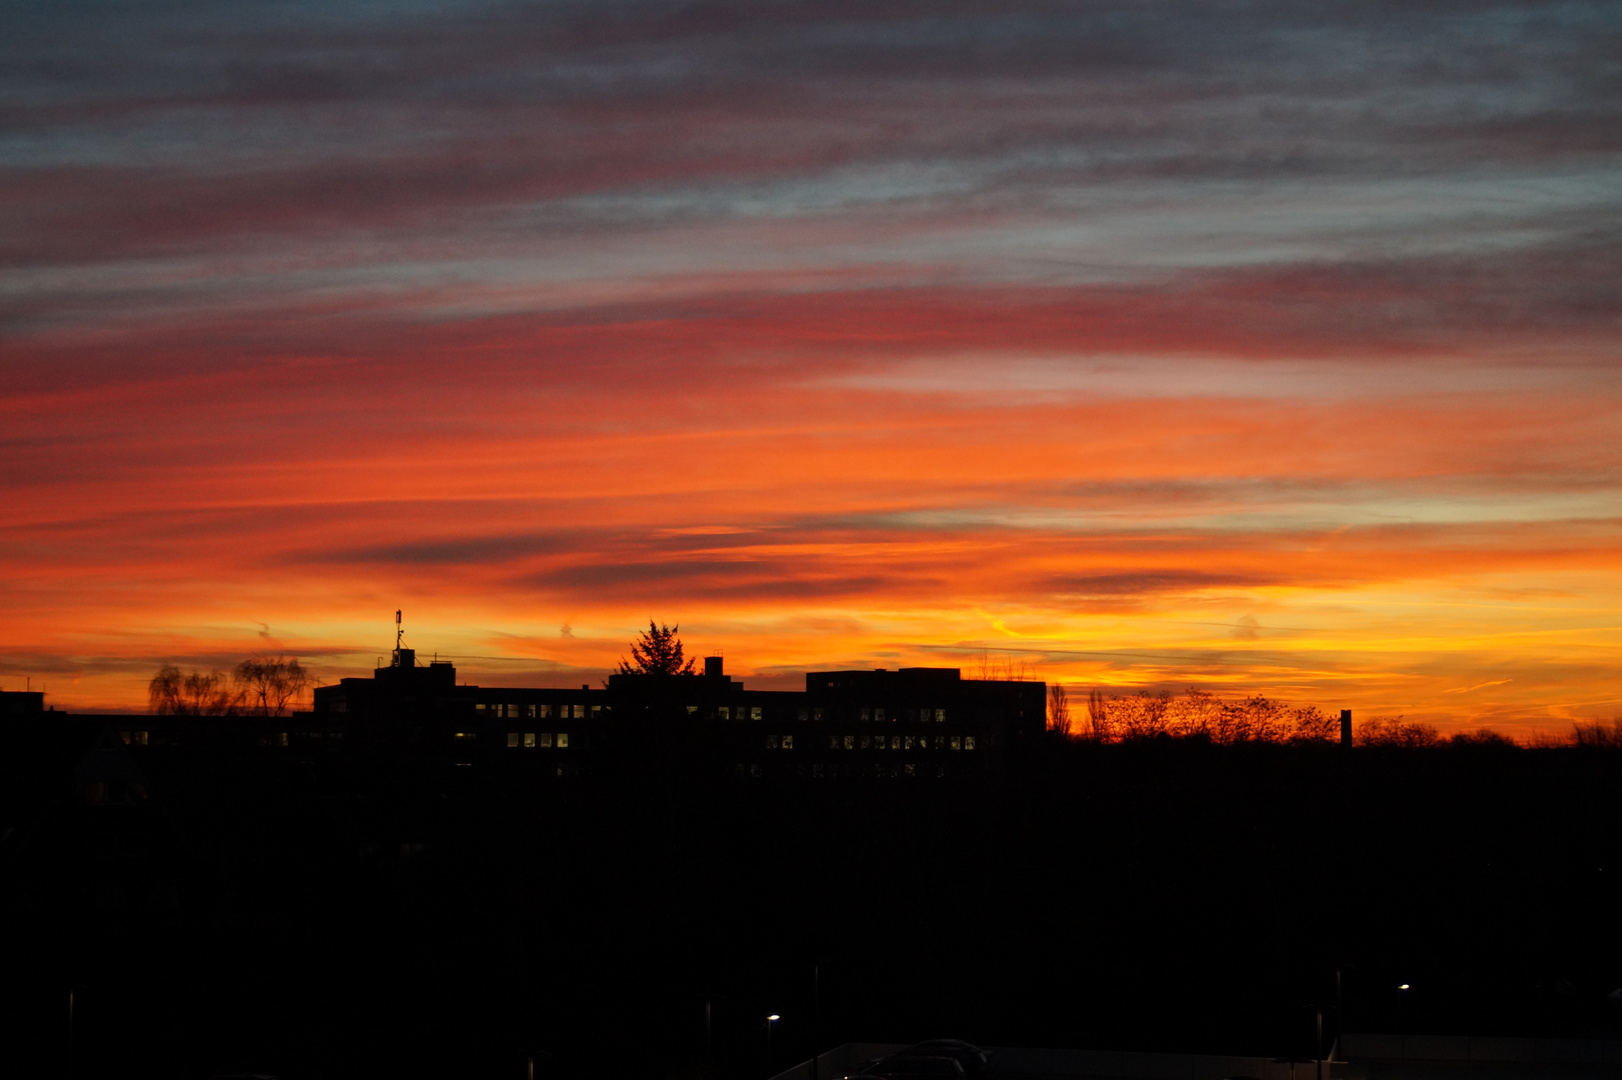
[617,620,696,676]
[1047,684,1073,737]
[234,655,311,717]
[149,665,241,715]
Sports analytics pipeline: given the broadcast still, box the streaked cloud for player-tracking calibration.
[1,1,1618,728]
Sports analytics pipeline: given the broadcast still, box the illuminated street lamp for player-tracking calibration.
[767,1014,781,1062]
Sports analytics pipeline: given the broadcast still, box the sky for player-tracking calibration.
[2,1,1619,732]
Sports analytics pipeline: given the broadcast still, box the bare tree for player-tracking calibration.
[1356,716,1440,748]
[234,655,312,717]
[149,665,241,716]
[618,620,697,676]
[1288,705,1337,743]
[1084,687,1111,742]
[1572,719,1622,749]
[1048,684,1072,737]
[973,650,1031,681]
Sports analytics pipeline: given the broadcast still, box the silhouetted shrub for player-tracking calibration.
[1356,716,1441,748]
[1080,687,1340,744]
[1448,728,1518,748]
[1572,718,1622,749]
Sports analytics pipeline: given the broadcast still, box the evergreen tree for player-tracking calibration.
[617,620,696,676]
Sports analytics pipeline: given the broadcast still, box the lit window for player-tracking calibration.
[278,732,289,747]
[751,706,762,721]
[507,733,519,748]
[860,708,871,722]
[573,704,584,719]
[782,735,793,750]
[591,705,601,717]
[950,736,961,750]
[904,736,914,750]
[688,705,698,714]
[766,735,778,750]
[719,706,730,720]
[454,732,477,741]
[541,703,553,719]
[860,736,871,750]
[892,736,902,749]
[844,735,854,750]
[526,704,536,718]
[557,733,569,748]
[136,731,148,745]
[476,703,486,711]
[904,763,915,776]
[935,709,946,722]
[875,708,886,722]
[965,735,976,750]
[524,733,536,748]
[540,733,553,748]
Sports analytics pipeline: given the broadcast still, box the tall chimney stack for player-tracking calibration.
[1340,709,1353,747]
[705,656,724,677]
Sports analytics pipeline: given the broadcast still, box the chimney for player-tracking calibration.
[705,656,724,677]
[1340,709,1353,747]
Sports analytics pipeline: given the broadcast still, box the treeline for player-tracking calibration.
[1048,684,1619,748]
[148,655,310,717]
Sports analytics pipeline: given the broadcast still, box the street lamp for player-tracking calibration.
[767,1015,781,1063]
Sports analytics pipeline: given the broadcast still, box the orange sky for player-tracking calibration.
[3,5,1620,734]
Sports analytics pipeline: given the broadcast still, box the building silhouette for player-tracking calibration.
[311,650,1045,779]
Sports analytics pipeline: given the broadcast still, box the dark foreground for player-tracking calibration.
[4,729,1621,1079]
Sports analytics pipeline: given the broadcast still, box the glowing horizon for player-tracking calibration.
[3,2,1619,734]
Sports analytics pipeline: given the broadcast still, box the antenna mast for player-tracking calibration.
[395,609,403,666]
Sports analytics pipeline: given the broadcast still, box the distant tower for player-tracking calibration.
[1340,709,1353,747]
[393,610,415,669]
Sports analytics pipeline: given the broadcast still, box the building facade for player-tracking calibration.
[310,650,1045,779]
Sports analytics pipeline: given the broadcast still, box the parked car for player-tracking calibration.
[895,1040,990,1075]
[854,1039,990,1079]
[860,1055,964,1079]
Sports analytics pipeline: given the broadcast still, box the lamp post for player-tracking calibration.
[1397,984,1411,1061]
[767,1015,781,1065]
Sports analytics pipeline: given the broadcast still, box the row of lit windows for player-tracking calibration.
[478,702,963,724]
[761,733,977,750]
[856,708,947,723]
[505,732,571,748]
[698,706,955,723]
[790,708,947,723]
[480,703,595,719]
[829,734,974,751]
